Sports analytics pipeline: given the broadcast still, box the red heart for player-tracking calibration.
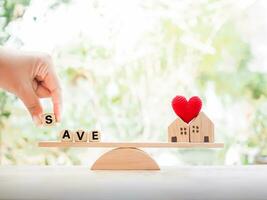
[171,96,202,123]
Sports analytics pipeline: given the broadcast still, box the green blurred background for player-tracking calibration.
[0,0,267,166]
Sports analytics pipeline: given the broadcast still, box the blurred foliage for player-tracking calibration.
[0,0,29,163]
[0,0,30,43]
[1,0,267,165]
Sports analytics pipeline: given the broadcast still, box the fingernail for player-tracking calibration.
[33,115,42,126]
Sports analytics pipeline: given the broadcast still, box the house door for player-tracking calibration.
[204,136,209,142]
[171,136,177,142]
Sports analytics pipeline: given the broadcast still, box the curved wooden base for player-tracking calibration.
[91,147,160,170]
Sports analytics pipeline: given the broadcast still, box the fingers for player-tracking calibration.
[51,88,62,122]
[35,82,51,98]
[35,84,62,122]
[34,79,62,122]
[17,84,43,125]
[44,70,62,122]
[35,55,62,122]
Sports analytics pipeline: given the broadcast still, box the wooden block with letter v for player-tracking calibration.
[73,130,88,142]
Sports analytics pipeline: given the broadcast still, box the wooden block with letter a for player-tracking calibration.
[73,130,88,142]
[41,113,56,126]
[89,130,101,142]
[60,129,73,142]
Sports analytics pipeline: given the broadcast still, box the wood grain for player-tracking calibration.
[38,141,223,148]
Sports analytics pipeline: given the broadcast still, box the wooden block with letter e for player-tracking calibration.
[89,130,101,142]
[73,130,88,142]
[41,113,56,126]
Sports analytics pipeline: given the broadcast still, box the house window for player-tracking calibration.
[204,136,209,143]
[171,136,177,142]
[197,126,199,132]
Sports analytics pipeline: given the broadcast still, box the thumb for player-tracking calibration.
[17,85,43,125]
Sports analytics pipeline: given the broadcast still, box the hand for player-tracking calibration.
[0,49,62,125]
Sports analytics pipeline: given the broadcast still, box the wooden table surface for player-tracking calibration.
[0,165,267,200]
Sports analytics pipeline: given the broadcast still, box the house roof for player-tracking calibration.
[168,117,188,129]
[189,111,212,125]
[168,112,212,129]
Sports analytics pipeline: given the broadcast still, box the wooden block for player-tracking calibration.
[168,117,189,142]
[73,130,88,142]
[41,113,56,126]
[60,129,73,142]
[89,130,101,142]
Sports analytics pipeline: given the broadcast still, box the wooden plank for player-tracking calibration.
[38,141,223,148]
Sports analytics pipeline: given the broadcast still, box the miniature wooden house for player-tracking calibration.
[189,112,214,143]
[168,112,214,143]
[168,117,189,142]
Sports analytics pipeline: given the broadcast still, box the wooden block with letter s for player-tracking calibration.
[41,113,56,126]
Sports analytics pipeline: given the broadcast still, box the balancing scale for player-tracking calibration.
[38,141,223,170]
[39,96,224,170]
